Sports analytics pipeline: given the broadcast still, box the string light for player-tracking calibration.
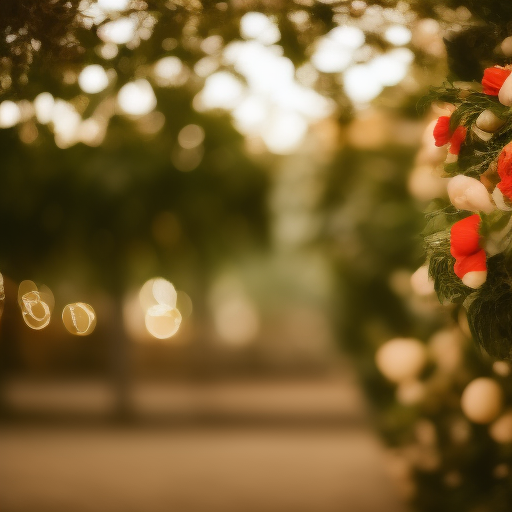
[62,302,97,336]
[144,304,182,339]
[139,277,184,339]
[10,275,188,340]
[18,280,54,330]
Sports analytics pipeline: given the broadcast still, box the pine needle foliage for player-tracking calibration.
[465,254,512,359]
[424,82,512,358]
[424,204,473,304]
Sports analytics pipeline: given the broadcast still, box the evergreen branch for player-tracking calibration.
[425,229,473,304]
[466,254,512,359]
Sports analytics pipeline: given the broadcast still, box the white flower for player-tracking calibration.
[492,187,512,211]
[499,73,512,107]
[462,270,487,289]
[447,174,495,214]
[476,109,505,132]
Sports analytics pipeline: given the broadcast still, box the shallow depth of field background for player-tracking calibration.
[0,1,475,511]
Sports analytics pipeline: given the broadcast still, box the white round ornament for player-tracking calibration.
[396,380,425,405]
[408,165,447,202]
[475,109,505,132]
[461,270,487,289]
[498,73,512,107]
[375,338,427,383]
[410,265,435,296]
[489,410,512,443]
[461,378,503,424]
[501,36,512,57]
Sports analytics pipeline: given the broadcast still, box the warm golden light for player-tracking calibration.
[20,291,51,330]
[98,17,136,45]
[18,280,38,304]
[139,277,177,312]
[117,79,156,116]
[78,65,109,94]
[144,304,182,339]
[213,295,259,346]
[62,302,97,336]
[177,124,205,149]
[240,12,281,45]
[0,100,21,128]
[176,290,193,319]
[18,280,53,330]
[138,277,185,339]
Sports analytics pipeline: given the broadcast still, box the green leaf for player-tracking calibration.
[422,204,468,237]
[467,255,512,359]
[480,210,511,238]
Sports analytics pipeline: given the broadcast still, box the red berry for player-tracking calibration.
[448,125,467,155]
[433,116,451,147]
[450,215,481,259]
[453,249,487,279]
[482,67,512,95]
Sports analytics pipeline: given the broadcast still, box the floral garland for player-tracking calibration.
[426,66,512,359]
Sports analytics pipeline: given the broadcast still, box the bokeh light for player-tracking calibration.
[214,298,259,346]
[117,79,156,116]
[311,26,365,73]
[0,101,21,128]
[34,92,55,124]
[177,124,205,149]
[196,31,335,154]
[344,65,384,104]
[210,276,260,347]
[97,17,137,44]
[97,0,130,11]
[144,304,182,339]
[78,65,109,94]
[240,12,281,45]
[18,280,53,330]
[197,71,244,110]
[138,278,184,340]
[62,302,97,336]
[153,56,188,87]
[139,277,177,312]
[176,290,193,319]
[384,25,412,46]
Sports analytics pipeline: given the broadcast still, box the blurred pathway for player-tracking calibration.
[0,379,407,512]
